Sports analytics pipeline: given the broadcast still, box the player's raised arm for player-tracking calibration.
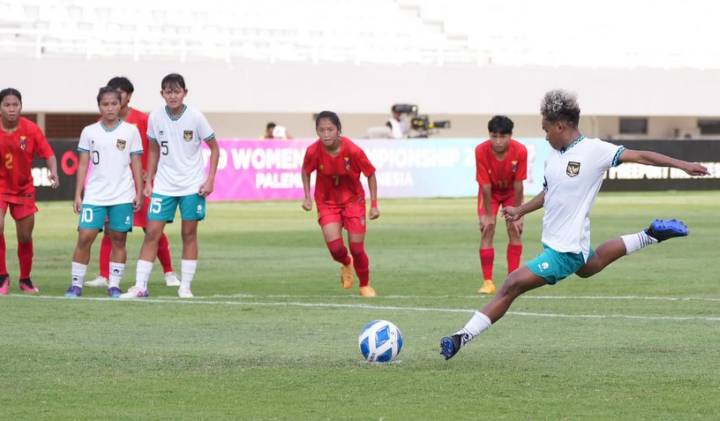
[618,149,710,176]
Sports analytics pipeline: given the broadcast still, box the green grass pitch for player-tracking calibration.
[1,192,718,420]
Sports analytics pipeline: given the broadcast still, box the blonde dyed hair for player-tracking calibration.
[540,89,581,127]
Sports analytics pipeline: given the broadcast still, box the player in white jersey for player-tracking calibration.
[121,73,220,299]
[440,89,710,360]
[65,87,143,298]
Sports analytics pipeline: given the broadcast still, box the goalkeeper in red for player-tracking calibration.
[475,116,527,294]
[301,111,380,297]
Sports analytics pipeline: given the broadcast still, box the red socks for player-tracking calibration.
[17,240,33,279]
[0,234,6,275]
[479,248,494,280]
[507,244,523,274]
[349,242,369,287]
[326,238,351,266]
[99,235,112,278]
[157,233,174,273]
[101,233,174,277]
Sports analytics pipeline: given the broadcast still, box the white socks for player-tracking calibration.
[621,231,658,255]
[181,260,197,290]
[456,311,492,340]
[135,260,153,290]
[134,259,197,290]
[108,262,125,288]
[71,262,87,287]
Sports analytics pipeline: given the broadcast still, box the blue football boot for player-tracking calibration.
[645,219,688,242]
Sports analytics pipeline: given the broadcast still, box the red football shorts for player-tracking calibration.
[0,199,39,220]
[477,193,514,216]
[133,198,150,228]
[318,203,367,234]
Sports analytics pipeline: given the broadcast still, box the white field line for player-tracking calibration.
[9,294,720,322]
[202,294,720,302]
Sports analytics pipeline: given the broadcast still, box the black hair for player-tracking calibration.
[161,73,186,91]
[0,88,22,104]
[487,115,514,135]
[315,111,342,131]
[107,76,134,94]
[97,86,121,104]
[266,122,276,130]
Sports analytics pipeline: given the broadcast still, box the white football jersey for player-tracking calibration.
[147,104,215,196]
[541,137,625,260]
[78,120,143,206]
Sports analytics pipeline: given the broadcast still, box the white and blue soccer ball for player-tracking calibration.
[358,320,403,363]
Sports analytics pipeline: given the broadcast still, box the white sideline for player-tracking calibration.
[203,294,720,302]
[9,294,720,322]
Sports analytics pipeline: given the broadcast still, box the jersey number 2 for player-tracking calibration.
[4,153,12,170]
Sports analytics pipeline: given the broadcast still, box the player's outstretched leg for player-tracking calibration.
[441,267,547,360]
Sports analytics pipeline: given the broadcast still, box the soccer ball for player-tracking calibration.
[358,320,403,363]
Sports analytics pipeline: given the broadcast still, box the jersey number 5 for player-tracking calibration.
[161,141,169,155]
[4,153,12,170]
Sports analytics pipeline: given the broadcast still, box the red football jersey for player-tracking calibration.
[99,108,149,169]
[303,137,376,209]
[475,139,528,195]
[0,117,54,204]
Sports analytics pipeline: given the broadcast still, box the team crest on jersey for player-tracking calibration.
[344,156,351,171]
[566,161,581,177]
[183,130,193,142]
[19,136,26,151]
[511,160,518,173]
[319,165,324,170]
[116,139,126,151]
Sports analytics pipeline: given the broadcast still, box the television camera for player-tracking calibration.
[392,104,451,138]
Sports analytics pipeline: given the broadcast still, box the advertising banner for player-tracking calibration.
[33,138,718,201]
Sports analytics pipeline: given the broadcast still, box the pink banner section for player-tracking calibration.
[202,139,314,201]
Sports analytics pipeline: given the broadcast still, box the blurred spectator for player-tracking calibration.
[386,105,408,139]
[259,122,293,139]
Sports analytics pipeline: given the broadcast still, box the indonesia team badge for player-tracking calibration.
[116,139,126,151]
[19,136,26,151]
[511,160,518,173]
[566,161,581,177]
[183,130,194,142]
[344,156,351,171]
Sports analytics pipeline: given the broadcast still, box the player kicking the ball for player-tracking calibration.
[65,87,143,298]
[440,89,710,360]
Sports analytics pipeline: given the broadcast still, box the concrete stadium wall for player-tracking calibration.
[6,57,719,139]
[8,57,720,116]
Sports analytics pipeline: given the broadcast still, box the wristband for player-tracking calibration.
[371,200,378,208]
